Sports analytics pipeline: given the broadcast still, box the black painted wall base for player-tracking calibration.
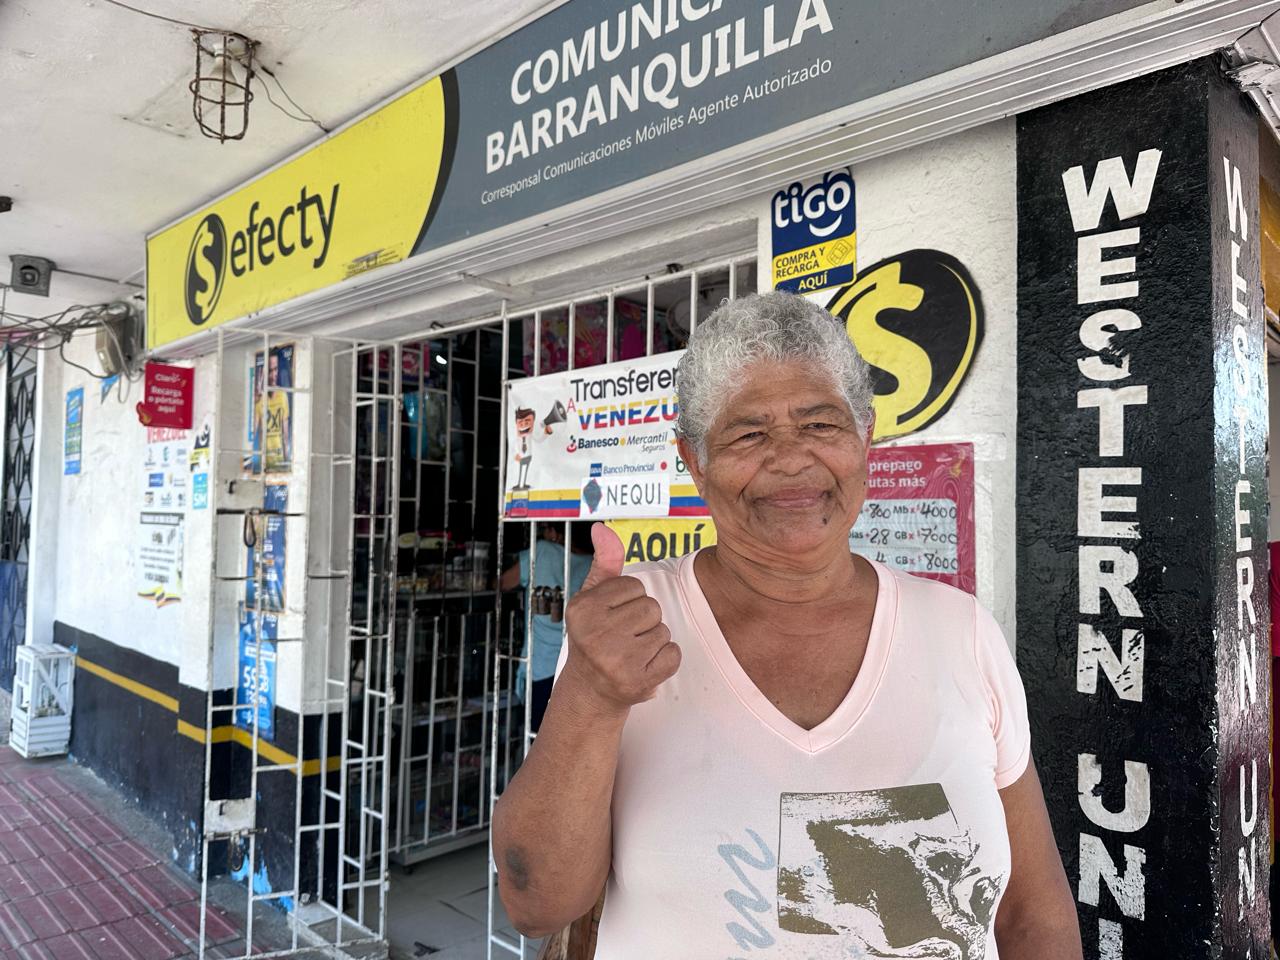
[57,621,327,904]
[1016,58,1272,958]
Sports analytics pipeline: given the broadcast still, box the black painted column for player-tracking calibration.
[1016,59,1271,959]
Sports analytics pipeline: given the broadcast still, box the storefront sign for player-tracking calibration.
[504,351,703,520]
[825,250,983,441]
[136,362,193,429]
[1016,61,1271,959]
[148,0,1149,351]
[146,79,454,349]
[850,442,974,593]
[235,605,277,741]
[136,511,183,605]
[771,169,855,293]
[64,387,83,476]
[607,517,717,564]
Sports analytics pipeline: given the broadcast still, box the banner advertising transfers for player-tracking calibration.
[504,351,704,520]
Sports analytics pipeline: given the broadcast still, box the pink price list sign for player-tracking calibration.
[850,442,976,594]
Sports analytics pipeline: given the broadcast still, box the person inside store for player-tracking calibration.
[492,292,1081,958]
[499,522,594,733]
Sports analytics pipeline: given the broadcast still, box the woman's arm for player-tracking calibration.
[995,760,1083,959]
[491,524,681,938]
[491,670,627,938]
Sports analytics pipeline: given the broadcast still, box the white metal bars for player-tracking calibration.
[199,330,402,959]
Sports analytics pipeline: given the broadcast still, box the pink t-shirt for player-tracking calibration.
[575,551,1031,960]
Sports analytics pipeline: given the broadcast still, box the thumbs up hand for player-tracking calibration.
[562,523,681,714]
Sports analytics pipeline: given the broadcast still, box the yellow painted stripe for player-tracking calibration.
[76,656,180,713]
[81,656,340,777]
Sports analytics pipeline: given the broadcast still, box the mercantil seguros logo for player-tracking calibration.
[184,213,227,326]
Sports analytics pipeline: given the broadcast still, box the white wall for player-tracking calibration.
[50,330,215,690]
[755,119,1019,638]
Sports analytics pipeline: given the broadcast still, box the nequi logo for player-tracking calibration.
[184,213,226,326]
[826,249,983,440]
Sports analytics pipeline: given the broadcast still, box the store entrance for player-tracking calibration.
[381,256,755,959]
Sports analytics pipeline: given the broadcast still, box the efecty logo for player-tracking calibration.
[826,249,983,441]
[771,169,857,294]
[184,214,225,326]
[182,186,340,327]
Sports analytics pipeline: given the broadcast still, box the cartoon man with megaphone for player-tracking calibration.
[512,400,566,490]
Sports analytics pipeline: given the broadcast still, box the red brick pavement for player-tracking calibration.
[0,746,256,960]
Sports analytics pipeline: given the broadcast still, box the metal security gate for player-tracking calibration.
[0,339,36,693]
[200,329,400,958]
[485,255,756,959]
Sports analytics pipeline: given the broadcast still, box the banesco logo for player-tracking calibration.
[184,213,226,326]
[826,249,983,441]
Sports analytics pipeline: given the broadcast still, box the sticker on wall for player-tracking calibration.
[192,473,209,510]
[826,250,983,441]
[771,170,856,294]
[189,414,211,471]
[64,387,83,476]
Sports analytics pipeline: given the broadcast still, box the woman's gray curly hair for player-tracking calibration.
[676,292,874,466]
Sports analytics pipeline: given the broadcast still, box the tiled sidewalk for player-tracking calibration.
[0,745,252,960]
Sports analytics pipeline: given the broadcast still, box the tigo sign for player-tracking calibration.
[771,169,856,293]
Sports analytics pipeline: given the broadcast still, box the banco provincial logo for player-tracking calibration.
[826,249,983,441]
[185,213,227,326]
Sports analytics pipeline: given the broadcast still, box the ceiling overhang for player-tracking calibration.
[154,0,1280,356]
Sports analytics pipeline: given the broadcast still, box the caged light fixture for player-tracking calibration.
[189,30,257,143]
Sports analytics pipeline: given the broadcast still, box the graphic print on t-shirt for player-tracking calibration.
[777,784,1004,959]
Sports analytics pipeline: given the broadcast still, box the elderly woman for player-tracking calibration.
[493,292,1080,958]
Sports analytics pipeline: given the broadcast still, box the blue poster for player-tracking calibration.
[192,473,209,510]
[64,387,83,475]
[235,605,277,740]
[246,483,287,610]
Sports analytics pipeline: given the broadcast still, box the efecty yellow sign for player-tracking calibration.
[146,77,454,351]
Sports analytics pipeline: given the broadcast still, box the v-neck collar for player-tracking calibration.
[676,549,898,755]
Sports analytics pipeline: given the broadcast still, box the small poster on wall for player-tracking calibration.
[849,442,976,593]
[136,511,183,605]
[244,344,294,475]
[64,387,83,475]
[138,425,189,606]
[246,483,287,611]
[235,604,277,741]
[503,351,704,521]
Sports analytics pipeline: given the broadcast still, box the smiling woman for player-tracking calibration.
[491,292,1081,959]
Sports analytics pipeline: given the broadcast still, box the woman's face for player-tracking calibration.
[680,359,872,565]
